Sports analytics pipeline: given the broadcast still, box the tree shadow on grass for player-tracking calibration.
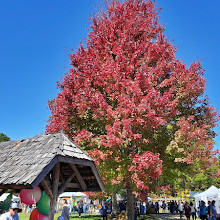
[70,214,102,219]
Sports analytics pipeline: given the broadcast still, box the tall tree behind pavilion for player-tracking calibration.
[46,0,219,218]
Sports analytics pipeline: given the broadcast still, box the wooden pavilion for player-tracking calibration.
[0,133,104,219]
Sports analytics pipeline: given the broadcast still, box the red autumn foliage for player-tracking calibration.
[46,0,219,199]
[84,191,110,201]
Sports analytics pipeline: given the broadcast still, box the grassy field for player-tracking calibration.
[18,213,103,220]
[17,213,158,220]
[17,213,159,220]
[138,215,158,220]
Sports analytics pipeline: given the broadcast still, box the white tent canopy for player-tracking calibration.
[59,192,87,198]
[58,192,89,205]
[194,186,220,214]
[0,193,20,202]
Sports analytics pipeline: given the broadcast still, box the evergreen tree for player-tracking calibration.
[0,133,10,142]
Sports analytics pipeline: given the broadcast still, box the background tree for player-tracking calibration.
[186,155,220,190]
[46,0,219,218]
[0,133,10,142]
[85,191,109,202]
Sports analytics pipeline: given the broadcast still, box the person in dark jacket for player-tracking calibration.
[200,201,208,220]
[154,202,159,214]
[101,202,108,220]
[184,202,191,220]
[77,200,83,218]
[170,200,175,214]
[119,201,126,213]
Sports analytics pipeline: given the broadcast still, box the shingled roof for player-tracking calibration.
[0,133,104,192]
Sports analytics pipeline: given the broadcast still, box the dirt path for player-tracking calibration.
[151,213,187,220]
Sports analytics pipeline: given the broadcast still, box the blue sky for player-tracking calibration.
[0,0,220,150]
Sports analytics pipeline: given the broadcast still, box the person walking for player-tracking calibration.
[101,202,108,220]
[78,200,83,218]
[209,200,217,220]
[208,201,211,218]
[58,199,69,220]
[155,202,159,214]
[175,201,178,214]
[83,202,86,215]
[161,201,166,213]
[190,201,197,220]
[200,201,208,220]
[69,198,75,215]
[140,203,145,215]
[178,201,184,220]
[170,200,175,214]
[184,202,191,220]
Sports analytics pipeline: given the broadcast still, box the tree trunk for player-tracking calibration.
[126,183,134,220]
[112,190,117,216]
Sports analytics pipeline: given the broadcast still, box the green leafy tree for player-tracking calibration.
[0,133,10,142]
[186,155,220,190]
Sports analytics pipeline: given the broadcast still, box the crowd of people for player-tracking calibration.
[107,199,218,220]
[0,198,218,220]
[159,199,217,220]
[58,198,91,219]
[198,200,217,220]
[62,198,218,220]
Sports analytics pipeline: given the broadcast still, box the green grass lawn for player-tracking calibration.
[70,214,102,220]
[138,215,159,220]
[18,213,158,220]
[18,213,102,220]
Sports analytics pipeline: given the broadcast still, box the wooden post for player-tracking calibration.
[48,163,60,220]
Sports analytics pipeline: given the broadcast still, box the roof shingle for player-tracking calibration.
[0,133,95,188]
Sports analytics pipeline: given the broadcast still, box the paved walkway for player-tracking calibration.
[152,213,187,220]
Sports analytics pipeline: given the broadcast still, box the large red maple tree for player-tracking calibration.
[46,0,219,218]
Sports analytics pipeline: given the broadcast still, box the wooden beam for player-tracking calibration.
[58,173,76,196]
[41,179,53,201]
[43,181,80,189]
[0,185,32,190]
[57,156,93,167]
[67,183,80,188]
[90,163,105,191]
[69,164,87,190]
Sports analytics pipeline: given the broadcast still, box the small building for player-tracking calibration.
[0,132,104,219]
